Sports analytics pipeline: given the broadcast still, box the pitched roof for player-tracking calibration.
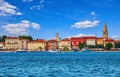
[61,38,70,41]
[48,39,57,42]
[28,39,46,43]
[6,36,19,39]
[104,38,114,42]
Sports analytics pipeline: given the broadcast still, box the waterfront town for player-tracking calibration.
[0,23,120,52]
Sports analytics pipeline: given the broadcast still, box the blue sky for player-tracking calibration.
[0,0,120,40]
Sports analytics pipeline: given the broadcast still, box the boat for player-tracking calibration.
[80,48,90,52]
[16,49,27,53]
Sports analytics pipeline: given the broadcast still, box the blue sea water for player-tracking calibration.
[0,52,120,77]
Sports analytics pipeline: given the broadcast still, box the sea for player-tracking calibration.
[0,51,120,77]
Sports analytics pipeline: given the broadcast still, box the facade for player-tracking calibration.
[27,39,46,51]
[47,39,57,51]
[0,42,5,49]
[97,38,104,45]
[71,37,86,50]
[103,38,115,47]
[59,38,71,51]
[103,22,108,38]
[5,37,20,49]
[85,36,96,46]
[5,37,28,50]
[19,39,29,50]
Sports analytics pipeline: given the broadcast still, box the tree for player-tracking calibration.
[105,43,113,50]
[63,47,70,51]
[0,36,1,42]
[87,45,95,48]
[19,35,33,41]
[1,35,7,42]
[39,47,43,51]
[78,43,85,50]
[114,42,120,48]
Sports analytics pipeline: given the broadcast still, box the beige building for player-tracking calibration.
[5,37,28,50]
[5,37,20,49]
[86,37,96,46]
[59,38,71,51]
[27,39,46,51]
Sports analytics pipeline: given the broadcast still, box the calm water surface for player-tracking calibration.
[0,52,120,77]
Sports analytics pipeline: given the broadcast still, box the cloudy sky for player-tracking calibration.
[0,0,120,40]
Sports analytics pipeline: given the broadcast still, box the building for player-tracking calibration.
[71,37,86,50]
[5,37,28,50]
[5,37,20,50]
[96,38,104,45]
[103,22,108,38]
[0,42,5,49]
[19,39,29,50]
[59,38,71,51]
[47,39,57,51]
[85,36,96,46]
[27,39,46,51]
[103,38,115,47]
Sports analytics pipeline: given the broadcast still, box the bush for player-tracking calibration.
[105,43,113,50]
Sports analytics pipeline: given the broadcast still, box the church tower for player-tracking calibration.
[56,33,59,42]
[102,22,108,38]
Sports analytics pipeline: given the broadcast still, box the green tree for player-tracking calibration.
[63,47,70,51]
[87,45,95,48]
[114,42,120,48]
[19,35,33,41]
[39,47,43,51]
[1,35,7,42]
[78,43,85,50]
[105,43,113,50]
[0,36,1,42]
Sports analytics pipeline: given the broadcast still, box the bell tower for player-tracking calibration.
[56,33,59,42]
[102,22,108,38]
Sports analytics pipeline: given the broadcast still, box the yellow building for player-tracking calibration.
[5,37,28,50]
[27,39,46,51]
[97,38,103,45]
[5,37,20,50]
[59,38,71,51]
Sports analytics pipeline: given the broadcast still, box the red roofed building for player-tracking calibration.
[47,39,57,51]
[103,38,115,47]
[71,37,86,50]
[27,39,47,51]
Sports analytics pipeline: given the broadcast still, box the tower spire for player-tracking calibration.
[102,22,108,38]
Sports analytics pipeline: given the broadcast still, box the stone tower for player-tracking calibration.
[103,22,108,38]
[56,33,59,42]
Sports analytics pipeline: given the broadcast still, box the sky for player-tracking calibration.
[0,0,120,40]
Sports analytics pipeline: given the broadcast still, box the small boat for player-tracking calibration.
[81,48,90,52]
[16,49,27,53]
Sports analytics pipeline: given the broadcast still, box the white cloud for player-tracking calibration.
[111,36,120,40]
[0,0,22,16]
[22,0,33,2]
[71,20,100,28]
[66,34,95,38]
[30,5,41,10]
[2,20,40,35]
[30,0,44,10]
[91,12,95,16]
